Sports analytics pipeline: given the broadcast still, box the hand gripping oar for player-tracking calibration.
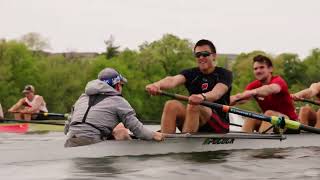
[159,90,320,134]
[0,119,65,126]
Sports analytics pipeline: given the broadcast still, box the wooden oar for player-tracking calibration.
[0,119,65,126]
[10,111,69,118]
[159,90,320,134]
[297,98,320,106]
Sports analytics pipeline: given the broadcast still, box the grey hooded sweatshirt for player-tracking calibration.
[67,79,154,140]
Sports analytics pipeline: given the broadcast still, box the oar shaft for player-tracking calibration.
[10,111,69,118]
[301,99,320,106]
[299,124,320,134]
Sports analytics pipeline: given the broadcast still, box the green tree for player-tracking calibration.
[20,32,50,51]
[275,53,305,88]
[104,35,120,60]
[302,48,320,85]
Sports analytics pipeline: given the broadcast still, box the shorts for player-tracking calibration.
[198,110,229,133]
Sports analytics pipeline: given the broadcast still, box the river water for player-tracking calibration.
[1,131,320,180]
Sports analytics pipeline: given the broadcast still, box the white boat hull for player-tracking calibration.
[1,133,319,164]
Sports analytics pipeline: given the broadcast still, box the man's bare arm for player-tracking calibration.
[8,98,25,112]
[254,84,281,97]
[229,84,281,106]
[293,82,320,99]
[145,75,186,95]
[152,75,186,89]
[204,83,229,102]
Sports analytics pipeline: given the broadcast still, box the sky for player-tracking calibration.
[0,0,319,58]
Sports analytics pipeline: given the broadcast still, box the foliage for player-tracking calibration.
[19,32,50,51]
[104,35,120,60]
[0,34,319,121]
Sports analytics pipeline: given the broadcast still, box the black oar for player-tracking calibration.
[159,90,320,134]
[10,111,69,118]
[141,120,242,127]
[298,98,320,106]
[0,119,65,126]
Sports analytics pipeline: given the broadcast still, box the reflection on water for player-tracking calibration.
[63,147,320,180]
[169,151,231,163]
[248,148,290,159]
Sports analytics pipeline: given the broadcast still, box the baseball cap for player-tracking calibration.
[22,85,35,93]
[98,68,127,86]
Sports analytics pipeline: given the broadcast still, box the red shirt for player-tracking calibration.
[246,76,298,120]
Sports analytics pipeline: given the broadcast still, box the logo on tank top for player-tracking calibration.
[201,83,209,91]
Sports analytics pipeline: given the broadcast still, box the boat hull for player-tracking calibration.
[1,133,319,163]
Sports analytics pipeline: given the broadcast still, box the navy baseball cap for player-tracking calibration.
[98,68,127,86]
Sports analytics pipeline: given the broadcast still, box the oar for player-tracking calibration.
[141,120,242,127]
[10,111,69,118]
[297,98,320,106]
[159,90,320,134]
[0,119,65,126]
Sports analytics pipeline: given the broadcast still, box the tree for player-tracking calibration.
[275,53,305,88]
[20,32,50,51]
[104,35,120,59]
[302,48,320,85]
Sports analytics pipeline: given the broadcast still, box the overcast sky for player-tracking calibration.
[1,0,319,57]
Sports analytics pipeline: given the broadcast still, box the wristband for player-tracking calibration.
[201,93,207,101]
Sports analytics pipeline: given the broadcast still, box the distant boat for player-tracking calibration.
[0,122,64,133]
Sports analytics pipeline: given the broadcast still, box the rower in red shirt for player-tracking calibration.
[230,55,298,133]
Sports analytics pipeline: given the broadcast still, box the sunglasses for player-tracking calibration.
[194,51,213,58]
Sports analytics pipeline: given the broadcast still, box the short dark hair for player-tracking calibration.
[253,55,273,67]
[194,39,216,54]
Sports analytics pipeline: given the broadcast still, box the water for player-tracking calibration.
[1,132,320,180]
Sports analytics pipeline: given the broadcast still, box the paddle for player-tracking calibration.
[159,90,320,134]
[0,119,65,126]
[10,111,69,118]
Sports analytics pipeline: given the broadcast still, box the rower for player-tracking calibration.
[146,39,232,134]
[230,55,298,133]
[8,85,48,120]
[291,82,320,128]
[64,67,164,147]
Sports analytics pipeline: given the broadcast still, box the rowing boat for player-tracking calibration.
[0,132,319,163]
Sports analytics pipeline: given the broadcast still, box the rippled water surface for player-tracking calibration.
[1,132,320,180]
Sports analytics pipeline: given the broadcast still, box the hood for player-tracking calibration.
[85,79,121,96]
